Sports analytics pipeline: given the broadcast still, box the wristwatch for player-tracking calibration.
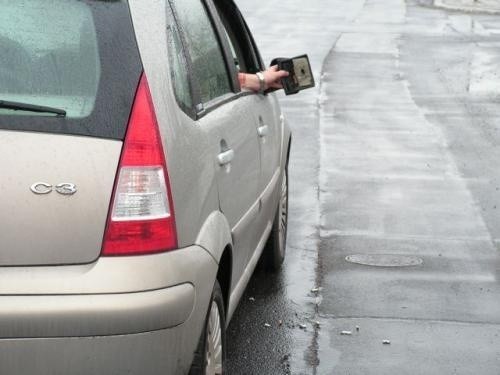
[255,71,265,94]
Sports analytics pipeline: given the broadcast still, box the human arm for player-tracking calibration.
[238,65,289,93]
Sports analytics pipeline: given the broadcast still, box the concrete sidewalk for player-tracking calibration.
[435,0,500,14]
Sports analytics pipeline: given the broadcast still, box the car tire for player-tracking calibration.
[263,164,288,272]
[189,280,226,375]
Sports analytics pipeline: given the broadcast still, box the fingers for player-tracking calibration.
[269,70,288,89]
[261,66,290,91]
[275,70,289,78]
[269,80,284,89]
[267,65,289,77]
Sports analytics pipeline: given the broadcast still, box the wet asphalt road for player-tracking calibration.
[228,1,500,374]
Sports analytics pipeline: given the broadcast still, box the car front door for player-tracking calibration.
[212,0,283,252]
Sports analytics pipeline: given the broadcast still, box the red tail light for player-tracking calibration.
[102,74,177,256]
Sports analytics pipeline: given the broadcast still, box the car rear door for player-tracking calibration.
[0,0,142,266]
[168,0,262,284]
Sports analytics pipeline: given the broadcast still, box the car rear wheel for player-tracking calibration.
[264,164,288,271]
[189,280,226,375]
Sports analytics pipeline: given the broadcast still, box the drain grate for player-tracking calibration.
[345,254,423,267]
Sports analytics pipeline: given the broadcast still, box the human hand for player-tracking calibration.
[262,65,289,90]
[238,66,290,93]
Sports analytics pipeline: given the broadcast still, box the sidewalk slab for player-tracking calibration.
[317,317,500,375]
[435,0,500,14]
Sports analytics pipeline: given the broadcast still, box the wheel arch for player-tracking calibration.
[280,114,292,169]
[195,210,232,263]
[286,134,292,166]
[216,246,232,323]
[195,210,233,319]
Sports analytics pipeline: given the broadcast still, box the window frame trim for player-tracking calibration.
[196,89,257,118]
[237,8,265,71]
[166,1,199,120]
[203,0,241,93]
[212,0,264,74]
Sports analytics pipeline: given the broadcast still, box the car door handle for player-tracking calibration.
[217,149,235,166]
[257,125,269,137]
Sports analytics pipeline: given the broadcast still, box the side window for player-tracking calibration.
[171,0,231,104]
[222,27,244,73]
[213,1,262,75]
[166,10,193,111]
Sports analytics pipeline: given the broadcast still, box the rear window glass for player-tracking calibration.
[0,0,142,139]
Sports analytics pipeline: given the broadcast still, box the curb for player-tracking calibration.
[434,0,500,14]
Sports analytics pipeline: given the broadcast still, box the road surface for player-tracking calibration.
[228,0,500,373]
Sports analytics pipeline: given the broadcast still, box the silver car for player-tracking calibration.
[0,0,290,374]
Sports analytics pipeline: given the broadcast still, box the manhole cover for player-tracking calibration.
[345,254,423,267]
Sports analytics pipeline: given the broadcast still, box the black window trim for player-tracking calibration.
[237,8,265,71]
[203,0,240,92]
[166,0,199,120]
[197,89,255,118]
[212,0,264,73]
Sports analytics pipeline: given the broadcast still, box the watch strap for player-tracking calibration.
[255,72,265,94]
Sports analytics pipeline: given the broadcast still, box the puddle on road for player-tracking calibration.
[345,254,424,267]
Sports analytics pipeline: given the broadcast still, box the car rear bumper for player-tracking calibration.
[0,327,195,375]
[0,245,218,374]
[0,283,194,338]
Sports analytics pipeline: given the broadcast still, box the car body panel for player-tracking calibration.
[0,244,217,372]
[247,93,284,261]
[250,93,282,193]
[0,245,215,296]
[228,218,272,321]
[198,96,263,287]
[0,130,121,266]
[0,327,193,375]
[0,283,194,338]
[195,210,232,263]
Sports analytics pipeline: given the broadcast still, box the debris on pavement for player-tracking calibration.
[281,354,291,374]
